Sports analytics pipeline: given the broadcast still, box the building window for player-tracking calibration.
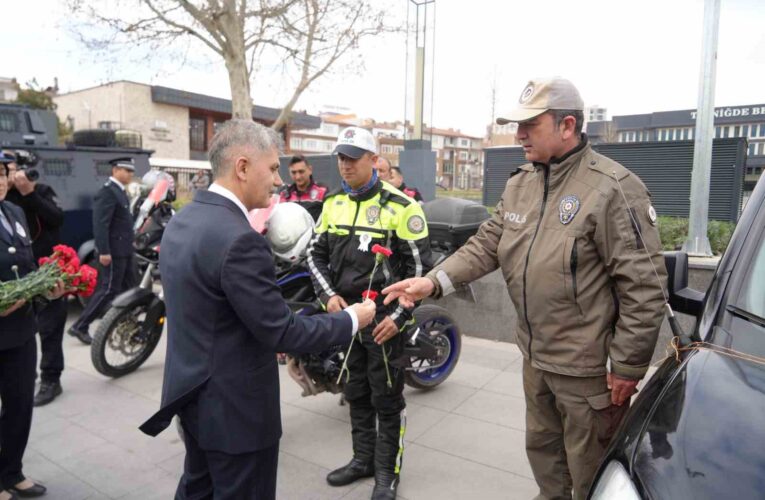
[382,145,393,154]
[715,126,720,138]
[723,126,730,138]
[460,138,469,147]
[0,111,19,132]
[98,121,121,130]
[304,139,318,150]
[742,125,749,137]
[459,151,468,160]
[663,129,670,141]
[290,138,302,150]
[734,125,741,137]
[189,117,206,151]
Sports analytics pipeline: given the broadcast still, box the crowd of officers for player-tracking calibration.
[0,76,667,500]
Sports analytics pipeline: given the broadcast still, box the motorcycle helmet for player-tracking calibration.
[265,202,315,263]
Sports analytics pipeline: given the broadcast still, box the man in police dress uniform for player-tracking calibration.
[68,158,136,344]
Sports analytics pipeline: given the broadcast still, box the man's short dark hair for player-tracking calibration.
[390,166,402,175]
[550,109,584,136]
[289,154,309,167]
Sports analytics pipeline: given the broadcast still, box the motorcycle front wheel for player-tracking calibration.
[404,304,462,390]
[91,303,164,377]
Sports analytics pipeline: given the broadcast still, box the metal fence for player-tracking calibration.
[483,138,747,222]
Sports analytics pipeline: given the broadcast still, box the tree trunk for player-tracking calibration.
[224,52,253,120]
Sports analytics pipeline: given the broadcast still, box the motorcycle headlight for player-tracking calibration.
[590,461,641,500]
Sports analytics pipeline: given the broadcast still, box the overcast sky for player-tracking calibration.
[4,0,765,137]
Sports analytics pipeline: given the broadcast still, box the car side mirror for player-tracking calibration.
[663,251,705,317]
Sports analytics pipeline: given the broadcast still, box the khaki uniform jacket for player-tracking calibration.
[428,140,667,379]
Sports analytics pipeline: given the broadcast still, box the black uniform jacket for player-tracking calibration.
[5,183,64,259]
[0,201,38,350]
[93,180,134,257]
[140,190,353,454]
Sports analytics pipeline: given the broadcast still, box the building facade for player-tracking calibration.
[55,81,320,162]
[587,103,765,192]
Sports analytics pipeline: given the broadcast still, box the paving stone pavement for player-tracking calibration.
[26,314,544,499]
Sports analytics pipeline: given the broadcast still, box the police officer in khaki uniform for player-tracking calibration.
[383,77,667,500]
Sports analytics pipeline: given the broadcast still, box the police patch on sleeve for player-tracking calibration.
[406,215,425,234]
[558,195,580,225]
[648,205,657,225]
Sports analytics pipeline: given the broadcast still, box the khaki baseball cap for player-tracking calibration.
[496,77,584,124]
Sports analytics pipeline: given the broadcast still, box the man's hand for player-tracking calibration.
[607,372,640,406]
[99,254,112,267]
[44,280,68,301]
[348,299,376,329]
[0,299,26,317]
[12,171,35,195]
[326,295,348,313]
[373,316,399,345]
[382,277,435,309]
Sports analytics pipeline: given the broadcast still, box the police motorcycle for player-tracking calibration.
[263,198,485,397]
[90,172,174,377]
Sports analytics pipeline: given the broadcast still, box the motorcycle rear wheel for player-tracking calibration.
[404,304,462,390]
[91,304,163,378]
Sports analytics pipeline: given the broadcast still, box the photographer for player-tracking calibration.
[2,150,67,407]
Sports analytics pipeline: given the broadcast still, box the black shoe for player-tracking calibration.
[67,327,92,345]
[371,472,398,500]
[326,458,374,487]
[9,482,46,498]
[34,381,62,407]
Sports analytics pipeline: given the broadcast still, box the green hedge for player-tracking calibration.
[657,216,734,255]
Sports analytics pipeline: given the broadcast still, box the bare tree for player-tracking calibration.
[65,0,396,127]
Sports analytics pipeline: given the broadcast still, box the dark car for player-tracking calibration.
[588,172,765,500]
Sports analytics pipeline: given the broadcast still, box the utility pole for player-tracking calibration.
[683,0,721,257]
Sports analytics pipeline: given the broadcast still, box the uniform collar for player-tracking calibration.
[348,179,382,202]
[109,176,126,191]
[208,182,249,219]
[533,134,590,190]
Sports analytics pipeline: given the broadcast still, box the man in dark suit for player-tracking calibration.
[68,158,136,344]
[140,120,376,500]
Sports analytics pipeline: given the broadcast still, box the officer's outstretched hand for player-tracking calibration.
[373,316,398,345]
[349,299,376,330]
[382,277,435,309]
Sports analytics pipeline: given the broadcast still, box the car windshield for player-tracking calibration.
[736,234,765,322]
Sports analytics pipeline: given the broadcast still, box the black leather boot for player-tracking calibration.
[34,381,62,407]
[371,471,398,500]
[326,458,374,487]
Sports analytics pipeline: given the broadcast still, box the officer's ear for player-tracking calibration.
[558,115,577,141]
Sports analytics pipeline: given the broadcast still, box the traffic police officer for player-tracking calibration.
[69,157,136,344]
[308,127,431,500]
[383,78,667,500]
[2,151,67,406]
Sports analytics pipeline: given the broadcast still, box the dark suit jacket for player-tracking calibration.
[93,180,134,257]
[140,189,353,454]
[5,184,64,259]
[0,201,38,350]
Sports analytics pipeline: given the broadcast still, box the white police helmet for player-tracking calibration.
[265,202,315,263]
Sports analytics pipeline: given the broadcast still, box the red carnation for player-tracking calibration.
[361,290,379,301]
[371,244,393,258]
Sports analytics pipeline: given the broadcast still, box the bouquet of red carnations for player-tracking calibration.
[0,244,98,311]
